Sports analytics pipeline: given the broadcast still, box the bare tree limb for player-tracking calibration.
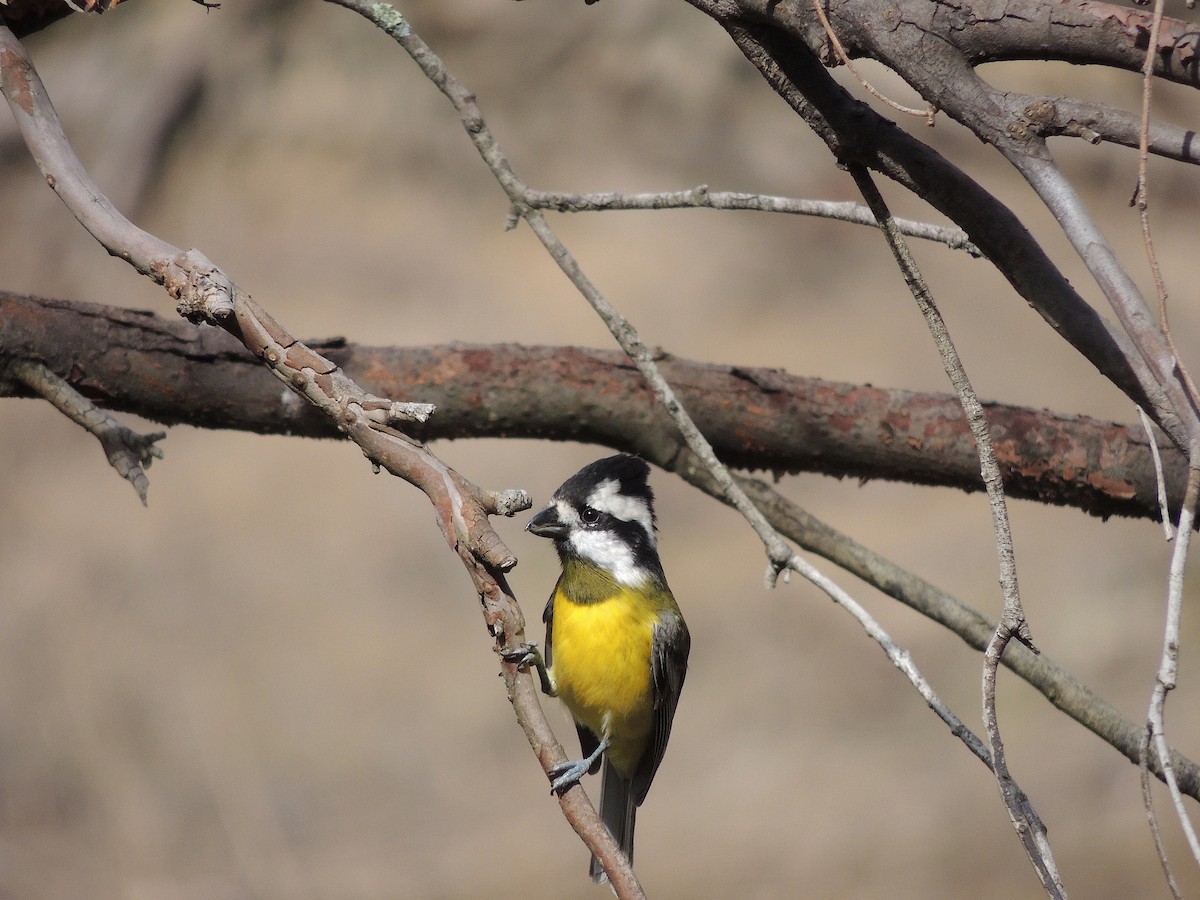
[6,357,164,504]
[850,164,1063,897]
[9,288,1195,803]
[696,11,1196,456]
[686,465,1200,803]
[323,2,645,893]
[758,0,1200,449]
[1143,466,1200,863]
[0,22,570,897]
[1,291,1191,526]
[1033,95,1200,166]
[520,186,981,256]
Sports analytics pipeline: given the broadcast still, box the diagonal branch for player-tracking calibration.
[697,11,1196,457]
[850,164,1063,897]
[322,2,644,893]
[0,20,555,886]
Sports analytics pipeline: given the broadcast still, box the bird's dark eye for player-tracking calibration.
[580,507,600,525]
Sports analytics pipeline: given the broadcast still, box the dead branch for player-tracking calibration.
[850,164,1060,895]
[5,357,164,503]
[0,290,1188,525]
[519,186,981,256]
[722,18,1194,455]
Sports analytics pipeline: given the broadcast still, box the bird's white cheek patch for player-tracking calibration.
[586,479,655,546]
[555,498,581,527]
[569,530,646,587]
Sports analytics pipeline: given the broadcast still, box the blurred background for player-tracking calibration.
[1,0,1199,896]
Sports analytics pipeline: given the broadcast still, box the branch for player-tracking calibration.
[520,186,981,256]
[850,165,1062,896]
[696,466,1200,803]
[1143,466,1200,864]
[1032,94,1200,165]
[0,22,563,892]
[754,0,1200,449]
[6,290,1199,800]
[0,19,523,571]
[0,291,1190,525]
[323,3,643,893]
[6,357,164,503]
[698,13,1196,455]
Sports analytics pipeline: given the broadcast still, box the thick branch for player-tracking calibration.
[695,12,1195,456]
[0,291,1189,525]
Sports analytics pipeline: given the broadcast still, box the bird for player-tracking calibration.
[517,453,690,883]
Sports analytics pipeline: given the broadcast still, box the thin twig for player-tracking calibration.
[520,186,980,256]
[1141,723,1185,900]
[1142,464,1200,866]
[787,552,993,764]
[1132,0,1200,411]
[1132,2,1200,877]
[8,358,165,504]
[848,164,1064,898]
[1138,405,1176,541]
[809,0,936,126]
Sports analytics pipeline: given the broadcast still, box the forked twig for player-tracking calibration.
[1138,406,1176,541]
[8,358,165,504]
[810,0,936,126]
[0,21,548,893]
[848,163,1063,898]
[1141,464,1200,867]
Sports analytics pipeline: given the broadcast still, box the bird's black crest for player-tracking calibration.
[556,454,654,514]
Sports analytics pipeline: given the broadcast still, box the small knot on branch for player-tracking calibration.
[356,392,438,425]
[472,524,519,572]
[764,543,797,588]
[484,487,533,517]
[167,249,235,325]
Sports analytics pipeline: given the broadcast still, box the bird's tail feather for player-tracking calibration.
[589,759,636,883]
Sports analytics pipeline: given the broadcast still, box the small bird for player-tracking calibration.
[519,454,690,882]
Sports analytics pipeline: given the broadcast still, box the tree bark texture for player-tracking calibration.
[0,290,1183,523]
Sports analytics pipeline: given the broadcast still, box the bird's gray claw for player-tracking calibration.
[548,758,590,796]
[500,641,539,668]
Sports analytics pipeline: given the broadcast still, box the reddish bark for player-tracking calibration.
[0,290,1183,523]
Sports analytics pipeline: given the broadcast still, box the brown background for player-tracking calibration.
[1,1,1199,897]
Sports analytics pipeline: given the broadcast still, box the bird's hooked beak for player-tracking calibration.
[527,504,569,539]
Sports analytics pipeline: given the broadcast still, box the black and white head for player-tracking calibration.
[526,454,661,585]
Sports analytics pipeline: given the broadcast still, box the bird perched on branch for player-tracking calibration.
[516,453,690,883]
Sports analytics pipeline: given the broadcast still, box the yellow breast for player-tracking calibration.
[550,584,658,776]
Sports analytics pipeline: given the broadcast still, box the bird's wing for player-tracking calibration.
[542,584,557,669]
[632,603,690,805]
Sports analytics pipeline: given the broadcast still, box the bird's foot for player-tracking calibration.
[548,757,594,796]
[499,641,541,669]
